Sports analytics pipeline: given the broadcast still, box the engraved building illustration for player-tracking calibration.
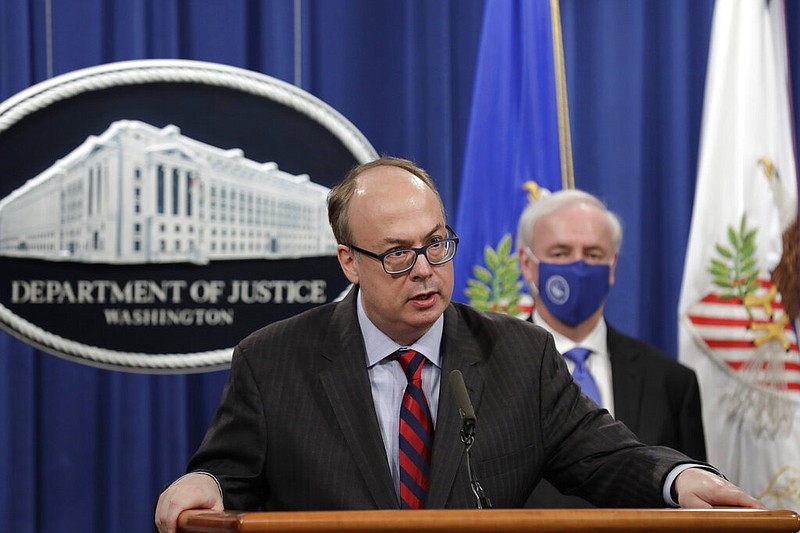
[0,120,337,264]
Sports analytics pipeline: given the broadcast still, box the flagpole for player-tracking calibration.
[550,0,574,190]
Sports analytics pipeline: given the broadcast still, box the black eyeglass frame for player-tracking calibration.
[347,225,460,275]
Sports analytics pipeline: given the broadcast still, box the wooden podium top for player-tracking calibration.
[178,508,800,533]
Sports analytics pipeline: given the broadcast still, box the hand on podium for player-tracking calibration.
[155,473,223,533]
[675,468,766,509]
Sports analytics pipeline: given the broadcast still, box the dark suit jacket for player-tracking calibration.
[187,288,696,511]
[526,324,707,508]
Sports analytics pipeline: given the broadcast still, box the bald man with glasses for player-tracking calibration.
[156,157,761,533]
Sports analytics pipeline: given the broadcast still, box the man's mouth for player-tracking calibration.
[411,291,436,301]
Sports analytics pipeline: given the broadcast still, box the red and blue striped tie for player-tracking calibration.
[393,349,434,509]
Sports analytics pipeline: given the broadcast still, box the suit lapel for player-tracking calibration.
[317,289,399,509]
[427,305,485,508]
[608,326,643,432]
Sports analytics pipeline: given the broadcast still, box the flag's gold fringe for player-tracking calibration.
[723,343,795,440]
[550,0,574,190]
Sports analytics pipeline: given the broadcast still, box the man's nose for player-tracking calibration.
[409,252,434,278]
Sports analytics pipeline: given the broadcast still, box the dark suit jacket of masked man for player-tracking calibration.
[526,322,707,508]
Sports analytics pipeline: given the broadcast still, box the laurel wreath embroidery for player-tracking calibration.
[464,233,522,315]
[708,214,760,319]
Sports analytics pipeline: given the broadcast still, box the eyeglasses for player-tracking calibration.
[348,226,459,275]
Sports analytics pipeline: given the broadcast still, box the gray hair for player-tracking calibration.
[515,189,623,253]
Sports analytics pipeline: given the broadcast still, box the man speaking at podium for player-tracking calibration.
[156,157,762,533]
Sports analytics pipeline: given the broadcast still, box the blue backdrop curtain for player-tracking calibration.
[1,1,799,531]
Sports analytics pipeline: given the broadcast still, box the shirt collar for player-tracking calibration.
[531,309,609,357]
[357,289,444,369]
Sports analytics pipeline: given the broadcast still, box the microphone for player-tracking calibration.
[449,370,492,509]
[450,369,476,437]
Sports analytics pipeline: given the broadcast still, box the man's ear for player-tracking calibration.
[338,244,360,284]
[609,252,619,287]
[518,248,537,284]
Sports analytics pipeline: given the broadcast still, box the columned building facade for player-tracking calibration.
[0,120,336,263]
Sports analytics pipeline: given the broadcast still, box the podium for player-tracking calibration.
[177,508,800,532]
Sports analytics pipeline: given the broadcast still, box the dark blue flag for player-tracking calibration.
[453,0,570,310]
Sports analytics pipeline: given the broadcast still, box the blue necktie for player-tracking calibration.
[564,347,601,406]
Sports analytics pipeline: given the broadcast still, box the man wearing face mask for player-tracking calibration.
[516,189,707,509]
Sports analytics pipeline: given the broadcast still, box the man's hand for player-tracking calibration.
[155,473,224,533]
[675,468,766,509]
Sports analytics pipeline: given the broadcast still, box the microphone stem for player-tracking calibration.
[462,428,492,509]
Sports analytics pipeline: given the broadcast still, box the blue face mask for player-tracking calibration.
[536,259,611,326]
